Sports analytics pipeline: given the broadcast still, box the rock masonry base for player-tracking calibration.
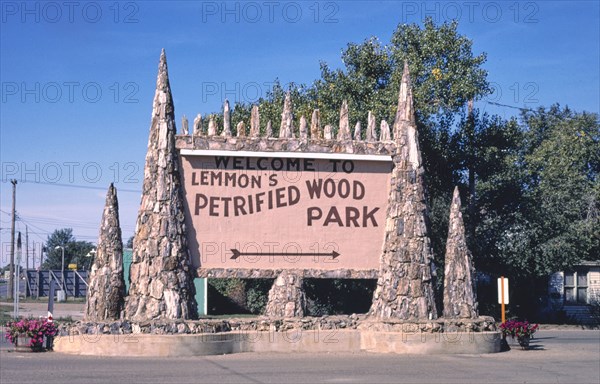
[53,316,502,356]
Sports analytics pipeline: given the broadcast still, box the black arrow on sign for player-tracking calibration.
[230,249,340,260]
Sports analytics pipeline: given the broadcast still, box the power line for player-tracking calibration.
[0,180,141,193]
[485,101,535,112]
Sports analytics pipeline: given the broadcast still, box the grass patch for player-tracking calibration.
[0,305,11,323]
[199,314,260,320]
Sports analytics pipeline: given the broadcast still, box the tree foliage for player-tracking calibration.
[42,228,95,271]
[496,106,600,277]
[203,18,489,139]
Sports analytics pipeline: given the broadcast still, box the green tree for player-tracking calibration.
[449,110,525,271]
[126,236,134,249]
[313,18,490,129]
[211,18,489,141]
[42,228,95,271]
[499,105,600,277]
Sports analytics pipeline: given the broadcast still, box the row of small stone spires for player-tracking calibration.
[179,92,394,141]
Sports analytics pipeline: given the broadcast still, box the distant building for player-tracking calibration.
[548,261,600,325]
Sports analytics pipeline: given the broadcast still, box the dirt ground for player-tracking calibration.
[0,300,85,321]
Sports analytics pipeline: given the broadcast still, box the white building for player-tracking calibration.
[548,261,600,325]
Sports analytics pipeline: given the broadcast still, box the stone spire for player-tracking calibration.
[379,120,391,141]
[279,92,294,138]
[85,183,125,321]
[299,115,308,139]
[311,109,321,139]
[393,62,416,134]
[443,187,478,319]
[393,62,420,168]
[208,116,217,136]
[265,120,273,137]
[222,100,232,136]
[125,50,198,321]
[193,114,202,136]
[324,124,333,140]
[337,100,351,140]
[250,105,260,137]
[264,271,307,317]
[236,121,246,137]
[354,121,362,140]
[181,115,189,135]
[366,111,376,141]
[369,62,437,320]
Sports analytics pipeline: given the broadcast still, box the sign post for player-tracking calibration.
[46,280,55,350]
[497,276,509,323]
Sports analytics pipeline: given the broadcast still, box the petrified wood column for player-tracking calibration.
[369,63,438,320]
[279,92,295,138]
[443,187,478,318]
[84,183,125,321]
[125,49,197,321]
[264,271,307,317]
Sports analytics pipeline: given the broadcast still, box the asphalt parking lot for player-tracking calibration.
[0,330,598,384]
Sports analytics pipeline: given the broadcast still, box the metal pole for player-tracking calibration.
[54,245,66,300]
[61,247,65,295]
[60,247,67,296]
[14,232,21,318]
[8,179,17,299]
[501,276,506,324]
[25,226,29,297]
[47,280,55,350]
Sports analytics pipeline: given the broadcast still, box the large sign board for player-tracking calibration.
[180,150,391,272]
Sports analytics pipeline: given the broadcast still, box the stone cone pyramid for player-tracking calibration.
[443,187,478,318]
[264,270,307,317]
[369,62,438,320]
[125,49,198,321]
[84,183,125,321]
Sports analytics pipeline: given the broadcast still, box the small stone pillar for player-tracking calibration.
[366,111,376,141]
[279,92,295,138]
[443,186,478,318]
[337,100,351,140]
[264,271,307,317]
[84,183,125,321]
[250,105,260,137]
[311,109,321,139]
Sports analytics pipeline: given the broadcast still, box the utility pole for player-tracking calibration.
[14,232,21,318]
[25,226,29,271]
[8,179,17,300]
[25,226,29,297]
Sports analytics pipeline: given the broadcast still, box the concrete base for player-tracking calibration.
[54,329,501,356]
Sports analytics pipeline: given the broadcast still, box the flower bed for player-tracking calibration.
[4,318,58,351]
[500,320,539,339]
[500,320,539,349]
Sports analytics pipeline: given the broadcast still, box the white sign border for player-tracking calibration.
[180,149,393,162]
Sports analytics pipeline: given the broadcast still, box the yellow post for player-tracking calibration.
[500,276,506,324]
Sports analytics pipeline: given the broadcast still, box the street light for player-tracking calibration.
[86,249,96,270]
[54,246,65,293]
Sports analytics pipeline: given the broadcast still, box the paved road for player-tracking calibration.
[0,330,598,383]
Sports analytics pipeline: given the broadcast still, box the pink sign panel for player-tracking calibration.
[180,153,391,271]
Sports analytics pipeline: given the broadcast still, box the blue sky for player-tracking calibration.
[1,1,599,268]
